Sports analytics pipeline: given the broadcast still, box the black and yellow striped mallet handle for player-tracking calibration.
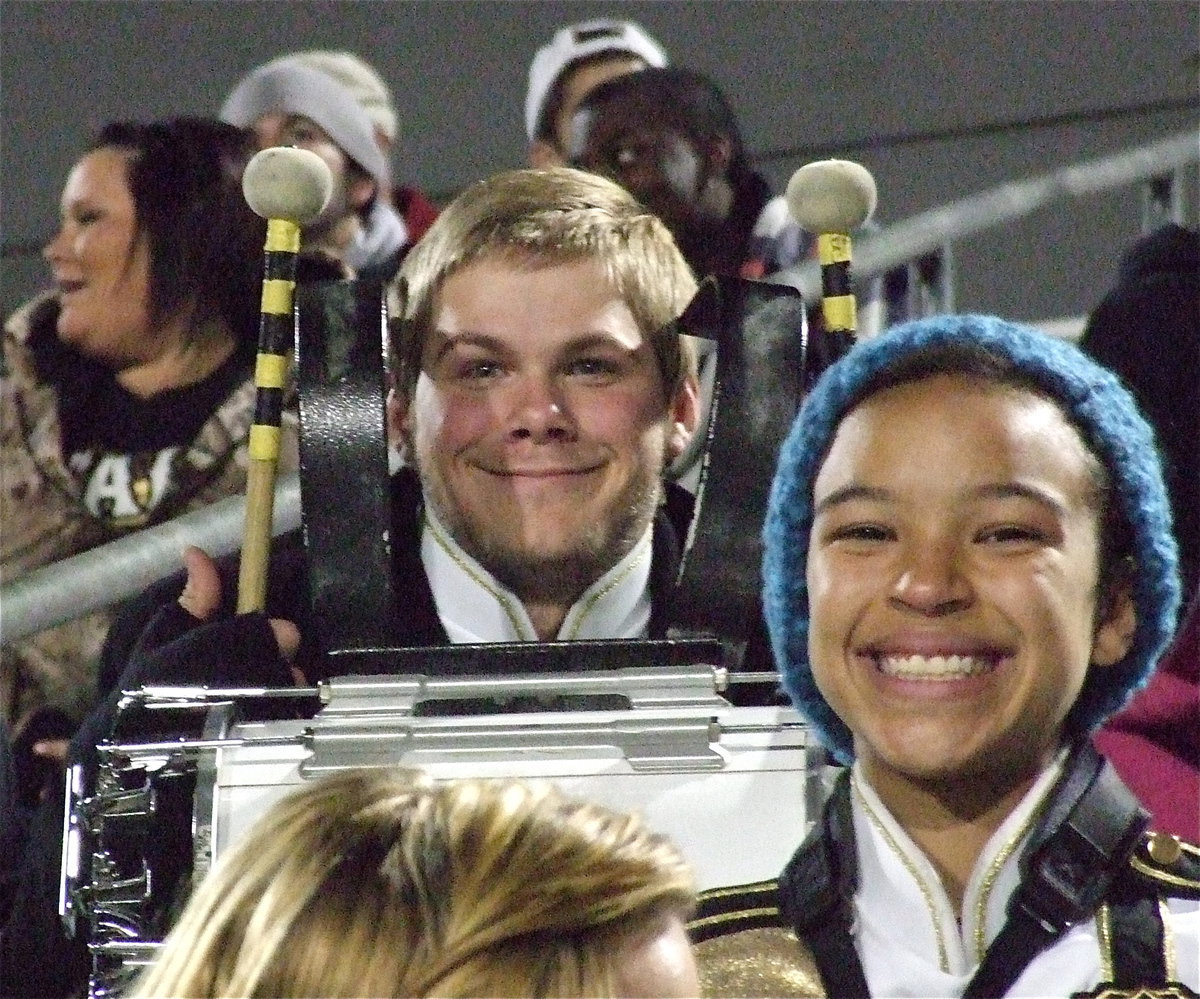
[786,159,878,358]
[237,146,332,614]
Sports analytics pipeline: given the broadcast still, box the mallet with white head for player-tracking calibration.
[786,159,877,356]
[238,146,332,614]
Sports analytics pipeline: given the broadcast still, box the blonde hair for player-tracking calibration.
[130,769,695,998]
[388,167,698,400]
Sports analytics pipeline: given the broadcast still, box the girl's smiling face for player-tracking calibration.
[806,374,1134,802]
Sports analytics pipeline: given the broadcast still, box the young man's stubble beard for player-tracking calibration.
[419,435,671,608]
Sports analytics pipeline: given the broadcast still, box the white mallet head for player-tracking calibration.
[786,159,877,234]
[242,146,333,224]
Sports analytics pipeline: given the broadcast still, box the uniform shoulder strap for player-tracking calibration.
[687,773,855,998]
[963,743,1150,999]
[690,880,787,942]
[1099,832,1200,995]
[778,768,871,999]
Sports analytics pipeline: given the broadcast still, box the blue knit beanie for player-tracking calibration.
[762,314,1180,763]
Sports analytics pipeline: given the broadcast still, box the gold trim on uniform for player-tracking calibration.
[1070,985,1198,998]
[853,772,951,974]
[973,802,1042,963]
[1160,897,1177,983]
[1096,902,1116,983]
[696,880,780,903]
[689,906,782,933]
[426,511,531,637]
[560,534,649,640]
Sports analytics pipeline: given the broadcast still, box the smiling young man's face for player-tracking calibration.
[805,374,1135,800]
[397,253,698,605]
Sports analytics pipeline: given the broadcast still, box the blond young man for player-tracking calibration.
[5,167,717,997]
[146,166,702,663]
[131,769,698,998]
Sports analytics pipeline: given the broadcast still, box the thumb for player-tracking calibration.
[32,738,69,765]
[178,545,222,621]
[269,618,301,663]
[268,619,307,686]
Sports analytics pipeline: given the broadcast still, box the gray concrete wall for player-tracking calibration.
[3,0,1197,321]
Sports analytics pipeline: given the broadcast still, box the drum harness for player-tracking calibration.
[779,742,1197,999]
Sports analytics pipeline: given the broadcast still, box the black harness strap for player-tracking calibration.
[780,769,871,999]
[805,901,872,999]
[295,278,406,653]
[670,276,808,666]
[963,746,1149,999]
[779,746,1155,999]
[1108,897,1168,990]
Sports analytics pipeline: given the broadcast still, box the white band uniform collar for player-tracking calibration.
[420,498,654,644]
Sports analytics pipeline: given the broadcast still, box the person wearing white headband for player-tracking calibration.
[221,59,419,283]
[525,17,667,168]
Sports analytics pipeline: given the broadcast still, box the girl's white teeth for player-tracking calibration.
[878,654,991,679]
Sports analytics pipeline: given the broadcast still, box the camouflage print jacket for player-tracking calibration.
[1,292,300,729]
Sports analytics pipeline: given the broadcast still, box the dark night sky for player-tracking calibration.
[3,0,1196,319]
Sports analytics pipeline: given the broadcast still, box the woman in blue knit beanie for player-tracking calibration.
[764,313,1179,765]
[744,314,1194,999]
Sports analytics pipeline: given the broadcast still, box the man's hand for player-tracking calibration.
[177,546,306,684]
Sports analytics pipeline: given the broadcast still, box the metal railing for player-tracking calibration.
[2,475,302,644]
[771,129,1198,305]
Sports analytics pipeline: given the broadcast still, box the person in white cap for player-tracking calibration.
[220,59,426,283]
[271,49,400,157]
[526,17,668,168]
[258,50,439,252]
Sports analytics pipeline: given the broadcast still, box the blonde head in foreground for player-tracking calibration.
[131,769,697,998]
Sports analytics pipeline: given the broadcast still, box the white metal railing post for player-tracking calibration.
[772,130,1200,304]
[1140,171,1185,233]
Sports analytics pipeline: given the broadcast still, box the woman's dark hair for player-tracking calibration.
[94,117,265,350]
